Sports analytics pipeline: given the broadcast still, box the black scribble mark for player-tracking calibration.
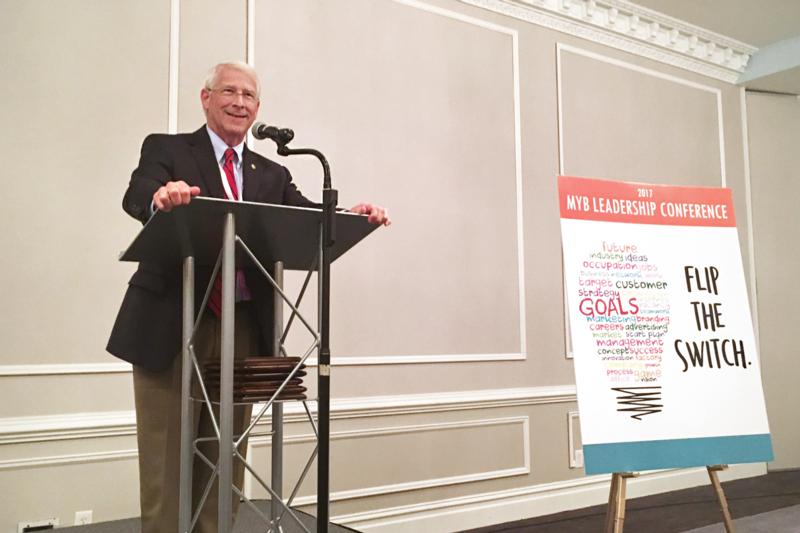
[611,386,662,420]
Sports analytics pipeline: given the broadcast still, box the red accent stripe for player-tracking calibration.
[558,175,736,227]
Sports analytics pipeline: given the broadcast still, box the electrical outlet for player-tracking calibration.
[74,511,93,525]
[17,518,58,533]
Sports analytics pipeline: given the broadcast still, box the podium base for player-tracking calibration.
[237,504,360,533]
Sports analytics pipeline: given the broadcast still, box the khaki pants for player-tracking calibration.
[133,304,260,533]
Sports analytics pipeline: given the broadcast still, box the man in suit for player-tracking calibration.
[107,61,389,532]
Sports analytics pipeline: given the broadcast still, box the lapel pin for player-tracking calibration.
[251,163,256,170]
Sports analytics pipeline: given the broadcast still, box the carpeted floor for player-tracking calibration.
[684,504,800,533]
[462,470,800,533]
[57,504,358,532]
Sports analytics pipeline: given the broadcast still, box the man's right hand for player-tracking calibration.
[152,180,201,212]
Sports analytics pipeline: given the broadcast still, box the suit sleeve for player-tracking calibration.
[122,135,175,223]
[281,166,320,208]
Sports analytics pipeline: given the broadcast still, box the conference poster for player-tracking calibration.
[559,175,773,475]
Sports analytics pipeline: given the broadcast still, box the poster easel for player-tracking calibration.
[604,465,735,533]
[558,176,773,533]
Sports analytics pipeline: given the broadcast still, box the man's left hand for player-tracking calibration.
[350,203,391,226]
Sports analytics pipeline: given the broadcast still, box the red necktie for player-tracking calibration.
[223,148,239,200]
[209,148,239,316]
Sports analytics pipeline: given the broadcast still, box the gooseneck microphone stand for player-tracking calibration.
[271,133,336,533]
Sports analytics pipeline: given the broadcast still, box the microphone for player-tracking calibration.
[251,122,294,145]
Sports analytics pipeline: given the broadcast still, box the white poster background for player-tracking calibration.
[562,219,770,446]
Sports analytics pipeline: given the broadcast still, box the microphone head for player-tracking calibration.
[251,121,268,139]
[251,122,293,145]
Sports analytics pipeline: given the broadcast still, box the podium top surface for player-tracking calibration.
[119,197,378,271]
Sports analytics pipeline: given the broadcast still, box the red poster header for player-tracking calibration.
[558,175,736,227]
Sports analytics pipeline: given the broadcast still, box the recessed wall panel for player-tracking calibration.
[0,373,134,418]
[560,47,722,186]
[0,0,170,364]
[246,416,528,500]
[178,0,246,132]
[255,0,523,358]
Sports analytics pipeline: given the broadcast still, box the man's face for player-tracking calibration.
[201,66,260,146]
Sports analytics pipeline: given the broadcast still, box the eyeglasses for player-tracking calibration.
[210,86,259,104]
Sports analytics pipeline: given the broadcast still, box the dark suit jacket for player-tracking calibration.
[107,126,315,371]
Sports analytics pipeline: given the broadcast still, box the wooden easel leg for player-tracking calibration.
[708,465,735,533]
[614,473,628,533]
[614,473,635,533]
[604,474,620,533]
[605,473,637,533]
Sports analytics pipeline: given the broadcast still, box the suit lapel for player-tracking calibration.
[188,126,226,199]
[242,145,263,202]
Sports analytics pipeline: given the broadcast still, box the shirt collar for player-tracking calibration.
[206,125,244,167]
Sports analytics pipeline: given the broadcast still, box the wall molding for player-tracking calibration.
[0,352,529,378]
[567,410,581,468]
[458,0,757,84]
[0,387,566,499]
[7,0,533,376]
[556,42,727,358]
[0,411,136,445]
[0,387,575,446]
[337,462,767,531]
[246,416,530,504]
[740,88,761,348]
[167,0,179,133]
[305,352,526,366]
[0,362,132,377]
[291,386,576,421]
[0,449,138,472]
[0,387,767,531]
[386,0,528,359]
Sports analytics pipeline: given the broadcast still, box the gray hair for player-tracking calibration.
[203,61,261,97]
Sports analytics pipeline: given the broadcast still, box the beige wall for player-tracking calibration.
[746,91,800,471]
[0,0,787,531]
[0,0,168,526]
